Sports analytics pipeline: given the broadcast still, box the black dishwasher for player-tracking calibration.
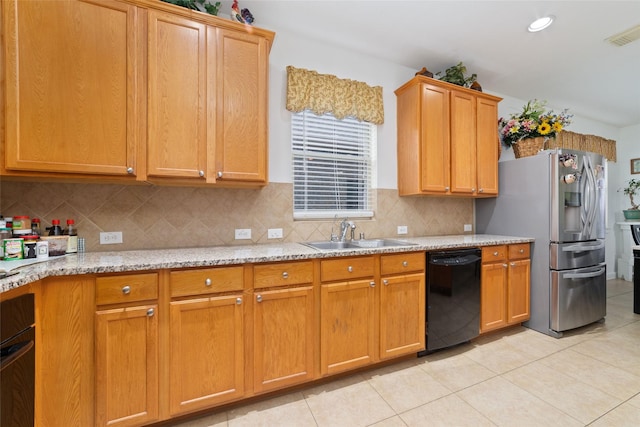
[420,248,481,354]
[1,293,35,427]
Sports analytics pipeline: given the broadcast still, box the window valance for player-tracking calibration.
[548,131,617,161]
[286,66,384,124]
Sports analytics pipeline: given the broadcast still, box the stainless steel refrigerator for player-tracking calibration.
[476,149,607,337]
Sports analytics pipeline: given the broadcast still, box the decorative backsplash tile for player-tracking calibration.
[0,181,473,252]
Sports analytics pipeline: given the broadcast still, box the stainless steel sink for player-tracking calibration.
[302,239,416,251]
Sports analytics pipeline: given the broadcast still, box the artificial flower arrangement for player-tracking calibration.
[498,99,573,148]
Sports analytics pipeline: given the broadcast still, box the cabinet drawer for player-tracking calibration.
[96,273,158,306]
[254,261,313,289]
[321,256,375,282]
[381,252,425,275]
[482,245,507,263]
[508,243,530,260]
[170,266,244,297]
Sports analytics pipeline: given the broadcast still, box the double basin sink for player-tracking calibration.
[302,239,417,251]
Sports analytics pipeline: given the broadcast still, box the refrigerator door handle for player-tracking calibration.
[563,267,606,280]
[562,241,605,252]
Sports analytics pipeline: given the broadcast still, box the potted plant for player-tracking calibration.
[620,178,640,220]
[435,62,477,87]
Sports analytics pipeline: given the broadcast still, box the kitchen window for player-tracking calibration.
[292,110,376,219]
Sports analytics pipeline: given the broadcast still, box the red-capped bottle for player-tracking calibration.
[63,219,78,253]
[48,219,63,236]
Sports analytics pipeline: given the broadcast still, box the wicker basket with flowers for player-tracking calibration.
[498,100,573,158]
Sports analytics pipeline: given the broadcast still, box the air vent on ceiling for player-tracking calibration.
[606,24,640,47]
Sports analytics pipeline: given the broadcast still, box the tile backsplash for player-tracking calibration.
[0,181,473,252]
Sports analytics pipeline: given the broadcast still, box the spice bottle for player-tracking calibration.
[64,219,78,253]
[31,218,42,236]
[48,219,63,236]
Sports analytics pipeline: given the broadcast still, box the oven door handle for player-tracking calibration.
[562,267,606,280]
[0,340,34,372]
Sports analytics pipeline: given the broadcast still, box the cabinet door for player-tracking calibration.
[214,28,268,183]
[169,295,244,416]
[320,279,376,375]
[147,10,208,180]
[3,0,139,176]
[419,84,450,193]
[253,286,315,393]
[380,273,425,359]
[508,258,531,324]
[95,305,159,427]
[449,90,477,195]
[476,97,500,196]
[480,263,507,333]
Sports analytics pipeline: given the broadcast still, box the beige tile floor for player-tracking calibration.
[171,279,640,427]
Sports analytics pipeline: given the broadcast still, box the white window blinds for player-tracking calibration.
[292,110,375,219]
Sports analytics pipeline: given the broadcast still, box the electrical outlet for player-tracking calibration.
[100,231,123,244]
[397,225,408,235]
[234,228,252,240]
[464,224,473,232]
[267,228,283,239]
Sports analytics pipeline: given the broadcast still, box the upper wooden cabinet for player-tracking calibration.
[2,0,140,178]
[1,0,274,187]
[395,76,502,197]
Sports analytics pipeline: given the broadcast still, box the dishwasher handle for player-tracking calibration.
[430,253,481,266]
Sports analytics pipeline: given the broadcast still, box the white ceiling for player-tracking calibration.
[233,0,640,128]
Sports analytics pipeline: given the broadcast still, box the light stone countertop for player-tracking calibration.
[0,234,534,293]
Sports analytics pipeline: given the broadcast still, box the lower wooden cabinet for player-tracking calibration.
[169,295,245,415]
[480,244,531,333]
[253,285,315,392]
[168,267,245,416]
[95,273,160,427]
[95,305,159,427]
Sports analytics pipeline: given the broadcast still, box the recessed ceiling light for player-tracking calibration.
[528,16,554,32]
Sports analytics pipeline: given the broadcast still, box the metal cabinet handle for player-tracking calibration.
[445,186,450,191]
[510,262,516,267]
[347,266,353,273]
[126,167,134,174]
[493,251,499,256]
[146,308,154,317]
[369,281,375,287]
[122,285,131,295]
[503,264,508,268]
[402,261,408,267]
[519,249,524,253]
[198,170,205,177]
[236,297,242,305]
[256,295,262,303]
[478,188,484,193]
[217,171,223,178]
[204,278,212,287]
[383,279,389,286]
[282,272,289,279]
[472,188,476,193]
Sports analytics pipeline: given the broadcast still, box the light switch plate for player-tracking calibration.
[235,228,252,240]
[397,225,408,235]
[267,228,283,239]
[100,231,123,244]
[464,224,473,232]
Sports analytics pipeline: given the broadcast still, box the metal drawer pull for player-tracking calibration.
[198,170,205,177]
[282,272,289,279]
[256,295,263,303]
[503,264,508,268]
[236,297,242,305]
[493,252,499,256]
[127,167,134,174]
[122,285,131,295]
[519,249,524,253]
[383,279,389,286]
[205,278,212,287]
[510,262,516,267]
[402,261,408,267]
[146,308,154,317]
[347,266,353,272]
[370,281,375,287]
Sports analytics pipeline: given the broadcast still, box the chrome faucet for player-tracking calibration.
[339,219,356,242]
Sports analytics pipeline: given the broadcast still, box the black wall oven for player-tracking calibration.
[1,293,35,427]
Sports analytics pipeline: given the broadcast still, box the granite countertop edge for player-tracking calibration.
[1,234,534,293]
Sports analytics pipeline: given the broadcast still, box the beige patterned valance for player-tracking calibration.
[286,66,384,124]
[548,131,617,161]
